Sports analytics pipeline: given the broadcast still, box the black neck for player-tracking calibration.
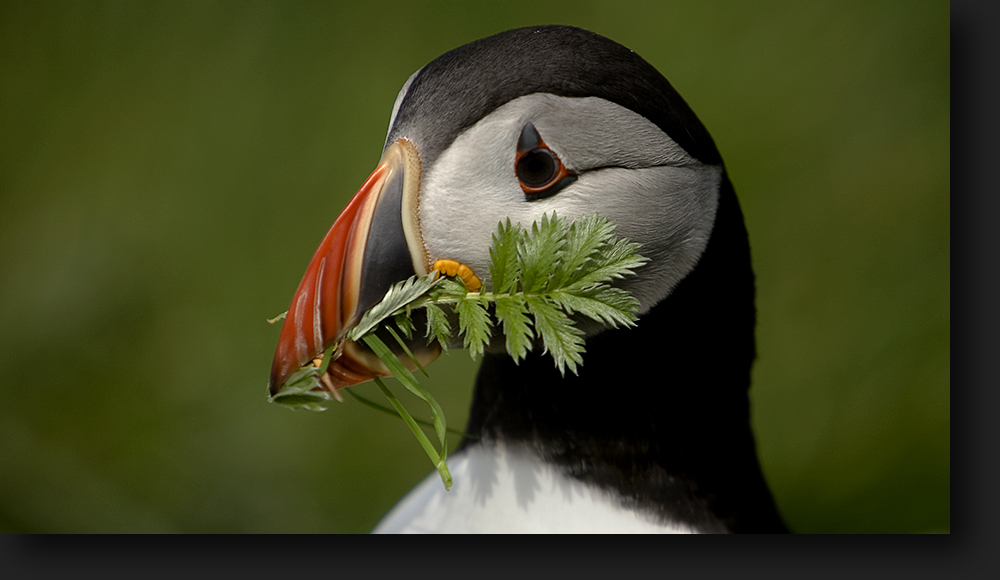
[462,175,787,533]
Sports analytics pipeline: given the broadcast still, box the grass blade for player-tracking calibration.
[386,325,429,377]
[344,387,476,439]
[361,334,448,449]
[373,378,452,490]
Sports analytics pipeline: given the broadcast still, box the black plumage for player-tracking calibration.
[386,25,720,168]
[466,175,787,533]
[377,25,787,532]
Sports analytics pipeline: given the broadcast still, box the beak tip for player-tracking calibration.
[268,353,299,398]
[267,367,283,397]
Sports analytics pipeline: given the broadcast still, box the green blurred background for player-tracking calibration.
[0,1,948,533]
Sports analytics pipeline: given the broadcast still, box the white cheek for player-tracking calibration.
[416,93,721,313]
[418,117,521,284]
[421,160,720,314]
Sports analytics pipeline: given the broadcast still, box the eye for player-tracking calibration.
[516,149,557,187]
[516,123,577,201]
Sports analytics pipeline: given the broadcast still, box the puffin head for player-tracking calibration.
[269,25,727,395]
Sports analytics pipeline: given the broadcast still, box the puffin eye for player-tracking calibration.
[516,123,577,201]
[516,149,557,187]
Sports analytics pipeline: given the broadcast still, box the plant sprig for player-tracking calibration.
[348,212,648,373]
[267,212,648,489]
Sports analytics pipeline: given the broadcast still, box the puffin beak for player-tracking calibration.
[269,139,438,396]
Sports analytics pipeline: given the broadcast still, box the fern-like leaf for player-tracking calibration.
[494,294,533,363]
[551,214,617,289]
[427,276,469,302]
[349,274,441,340]
[393,311,415,339]
[570,237,649,290]
[549,287,639,329]
[488,218,523,294]
[423,302,452,352]
[456,297,492,360]
[518,213,567,293]
[525,295,585,375]
[269,211,649,490]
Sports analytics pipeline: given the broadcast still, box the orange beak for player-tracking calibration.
[268,140,438,396]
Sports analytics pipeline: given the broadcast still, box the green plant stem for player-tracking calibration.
[361,334,448,447]
[343,387,476,439]
[372,378,452,490]
[385,325,429,378]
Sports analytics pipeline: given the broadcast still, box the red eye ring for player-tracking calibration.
[516,123,576,199]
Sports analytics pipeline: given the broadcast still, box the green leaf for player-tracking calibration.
[570,237,649,290]
[361,333,448,449]
[315,338,339,376]
[349,273,441,340]
[266,366,332,412]
[269,211,650,491]
[518,212,567,293]
[386,325,429,378]
[456,297,492,360]
[423,303,452,353]
[344,387,477,439]
[494,294,533,363]
[525,295,585,376]
[427,276,469,302]
[488,218,524,294]
[363,333,453,489]
[549,286,639,328]
[372,378,452,490]
[551,214,616,289]
[267,340,340,411]
[393,311,415,340]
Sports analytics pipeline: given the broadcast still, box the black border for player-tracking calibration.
[1,1,984,576]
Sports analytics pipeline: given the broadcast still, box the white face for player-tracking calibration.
[405,93,722,315]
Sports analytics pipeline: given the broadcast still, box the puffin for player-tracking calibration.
[269,25,788,533]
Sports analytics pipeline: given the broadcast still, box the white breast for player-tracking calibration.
[372,443,699,534]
